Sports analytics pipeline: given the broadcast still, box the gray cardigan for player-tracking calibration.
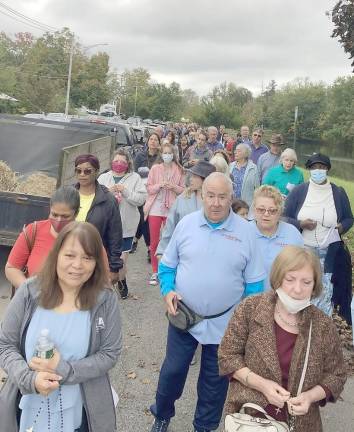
[0,278,122,432]
[229,159,260,206]
[156,192,202,255]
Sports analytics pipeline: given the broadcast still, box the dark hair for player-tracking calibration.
[231,199,249,214]
[148,132,161,146]
[50,186,80,216]
[74,154,100,170]
[198,131,208,141]
[113,148,133,173]
[38,221,109,310]
[167,130,176,144]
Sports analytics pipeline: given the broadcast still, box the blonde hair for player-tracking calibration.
[280,148,298,164]
[253,185,283,212]
[270,245,322,298]
[210,154,229,175]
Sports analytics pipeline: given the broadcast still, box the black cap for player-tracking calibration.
[305,153,331,170]
[187,160,216,179]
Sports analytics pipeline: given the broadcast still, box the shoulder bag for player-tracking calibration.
[224,321,312,432]
[166,299,234,332]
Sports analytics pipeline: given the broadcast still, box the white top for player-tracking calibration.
[297,179,337,247]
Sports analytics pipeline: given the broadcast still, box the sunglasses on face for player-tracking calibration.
[75,168,94,175]
[255,207,279,215]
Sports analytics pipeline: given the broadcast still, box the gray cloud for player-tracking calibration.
[3,0,352,94]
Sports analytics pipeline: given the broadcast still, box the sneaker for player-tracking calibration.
[149,273,159,286]
[114,281,128,299]
[119,279,129,299]
[150,418,170,432]
[129,240,138,254]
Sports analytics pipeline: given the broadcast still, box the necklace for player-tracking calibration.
[27,385,64,432]
[275,304,298,328]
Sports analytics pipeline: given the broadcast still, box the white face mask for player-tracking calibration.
[276,288,311,314]
[162,153,173,164]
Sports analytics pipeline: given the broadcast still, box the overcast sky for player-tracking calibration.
[1,0,352,95]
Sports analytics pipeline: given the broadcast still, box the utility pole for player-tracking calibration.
[293,106,298,151]
[133,84,138,116]
[64,39,74,116]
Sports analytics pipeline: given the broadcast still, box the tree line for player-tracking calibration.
[0,28,353,147]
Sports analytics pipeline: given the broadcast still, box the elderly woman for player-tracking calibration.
[284,153,353,318]
[74,154,123,283]
[219,245,346,432]
[229,143,260,207]
[5,186,80,292]
[263,148,304,196]
[251,185,304,290]
[0,222,122,432]
[98,148,147,299]
[156,160,216,257]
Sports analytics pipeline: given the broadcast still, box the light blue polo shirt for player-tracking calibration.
[250,220,304,290]
[161,209,266,344]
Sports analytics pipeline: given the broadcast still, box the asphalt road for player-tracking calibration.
[1,243,354,431]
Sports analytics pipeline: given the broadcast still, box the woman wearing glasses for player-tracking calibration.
[251,185,304,290]
[74,154,123,284]
[284,153,353,317]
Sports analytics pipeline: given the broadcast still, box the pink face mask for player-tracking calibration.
[112,161,128,174]
[49,218,72,233]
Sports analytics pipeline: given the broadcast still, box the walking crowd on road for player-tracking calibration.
[0,121,353,432]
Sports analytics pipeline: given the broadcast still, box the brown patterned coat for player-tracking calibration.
[218,291,347,432]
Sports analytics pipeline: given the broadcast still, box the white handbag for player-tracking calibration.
[225,402,289,431]
[225,321,312,432]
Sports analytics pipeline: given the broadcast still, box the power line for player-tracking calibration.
[0,9,51,32]
[0,1,58,32]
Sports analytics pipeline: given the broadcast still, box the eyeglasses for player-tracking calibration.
[75,168,94,175]
[255,207,279,215]
[253,134,262,138]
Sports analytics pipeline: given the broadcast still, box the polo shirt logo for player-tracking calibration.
[222,234,241,242]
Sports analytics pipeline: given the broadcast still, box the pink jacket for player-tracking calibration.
[144,162,185,216]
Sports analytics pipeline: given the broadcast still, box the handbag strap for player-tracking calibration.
[296,320,312,396]
[23,221,37,253]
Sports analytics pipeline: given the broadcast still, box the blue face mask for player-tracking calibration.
[310,169,327,184]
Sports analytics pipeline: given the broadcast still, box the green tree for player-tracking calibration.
[330,0,354,70]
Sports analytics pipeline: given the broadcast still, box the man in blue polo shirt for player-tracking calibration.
[149,173,266,432]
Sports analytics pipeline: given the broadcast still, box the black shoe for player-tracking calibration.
[150,418,170,432]
[114,280,128,299]
[147,249,151,263]
[129,240,138,254]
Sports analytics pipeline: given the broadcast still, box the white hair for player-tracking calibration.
[210,154,229,175]
[207,126,218,134]
[235,143,251,159]
[202,172,233,196]
[280,148,298,163]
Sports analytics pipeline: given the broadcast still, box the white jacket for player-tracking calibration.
[98,171,147,238]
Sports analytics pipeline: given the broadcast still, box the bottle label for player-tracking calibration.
[36,348,54,359]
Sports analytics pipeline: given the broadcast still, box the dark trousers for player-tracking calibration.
[135,205,150,246]
[150,324,229,431]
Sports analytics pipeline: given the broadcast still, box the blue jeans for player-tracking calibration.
[150,324,228,431]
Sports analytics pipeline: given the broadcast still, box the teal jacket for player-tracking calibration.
[263,164,304,195]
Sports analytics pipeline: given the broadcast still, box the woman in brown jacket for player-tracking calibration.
[219,245,346,431]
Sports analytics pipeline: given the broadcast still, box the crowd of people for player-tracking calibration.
[0,121,353,432]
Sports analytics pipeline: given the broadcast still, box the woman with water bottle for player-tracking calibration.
[0,221,122,432]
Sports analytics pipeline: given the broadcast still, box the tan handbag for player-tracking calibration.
[225,321,313,432]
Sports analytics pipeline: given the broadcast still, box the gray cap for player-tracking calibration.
[187,160,216,179]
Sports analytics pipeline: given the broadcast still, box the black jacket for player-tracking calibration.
[134,151,159,172]
[76,182,123,273]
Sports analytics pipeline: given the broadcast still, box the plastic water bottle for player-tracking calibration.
[35,329,55,359]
